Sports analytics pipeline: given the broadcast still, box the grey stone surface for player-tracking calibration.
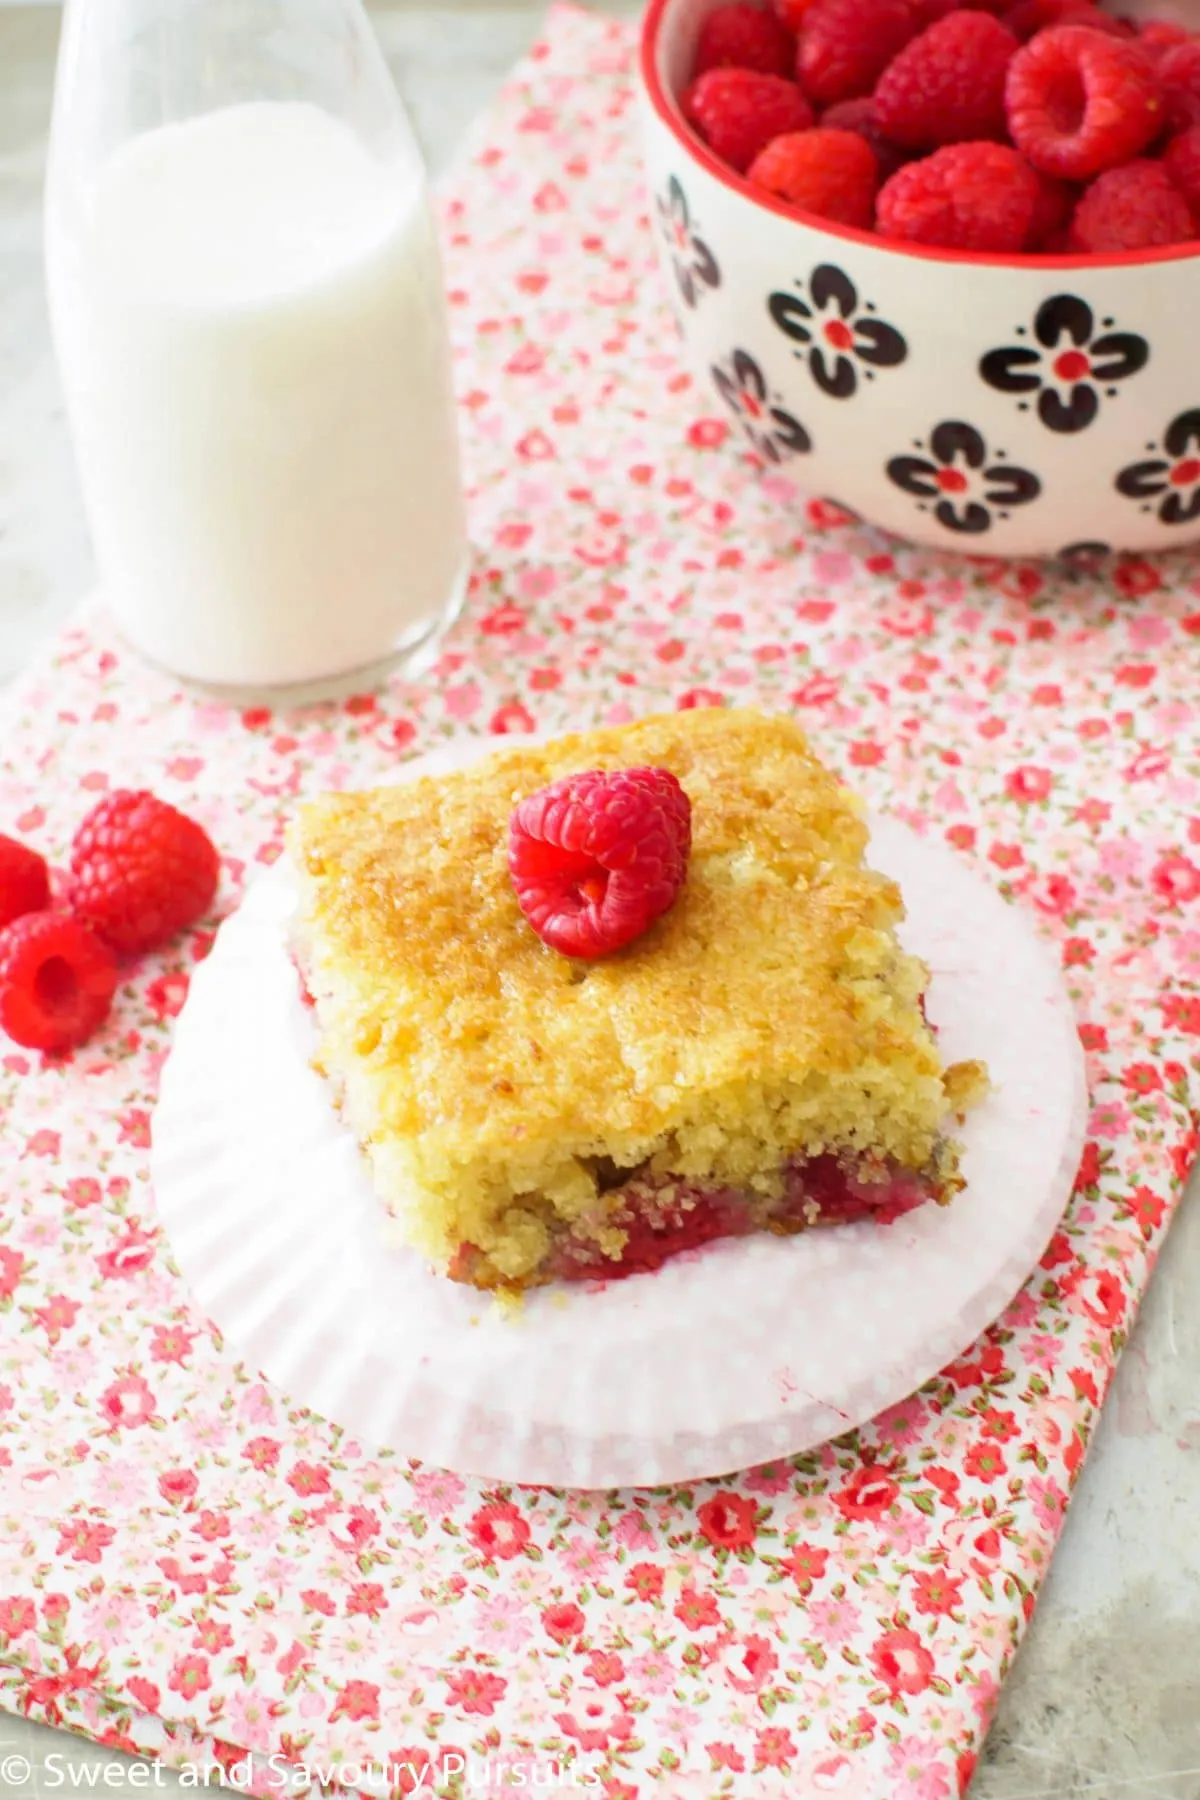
[0,3,1198,1797]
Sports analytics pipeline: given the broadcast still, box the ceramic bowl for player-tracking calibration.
[639,0,1200,558]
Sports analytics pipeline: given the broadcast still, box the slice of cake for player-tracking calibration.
[288,708,986,1291]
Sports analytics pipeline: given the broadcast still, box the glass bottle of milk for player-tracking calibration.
[45,0,470,691]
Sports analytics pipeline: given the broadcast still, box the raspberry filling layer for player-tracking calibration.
[448,1154,939,1288]
[291,956,954,1293]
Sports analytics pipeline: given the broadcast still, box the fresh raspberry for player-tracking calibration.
[0,912,118,1053]
[1138,21,1190,57]
[682,68,814,172]
[694,3,796,78]
[772,0,821,27]
[1005,27,1163,180]
[1157,41,1200,133]
[1004,1,1131,40]
[795,0,917,106]
[508,767,692,959]
[0,834,51,932]
[876,140,1040,250]
[748,127,879,225]
[1060,7,1133,34]
[820,97,909,181]
[69,790,220,956]
[1163,124,1200,213]
[1027,169,1077,246]
[909,0,964,27]
[1068,159,1195,250]
[913,0,1011,21]
[874,13,1020,149]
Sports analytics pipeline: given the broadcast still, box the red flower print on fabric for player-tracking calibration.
[330,1680,380,1722]
[834,1466,900,1521]
[467,1502,532,1561]
[870,1627,936,1695]
[696,1492,759,1550]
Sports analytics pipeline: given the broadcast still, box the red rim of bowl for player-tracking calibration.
[639,0,1200,272]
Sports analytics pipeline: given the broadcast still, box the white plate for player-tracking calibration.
[152,737,1088,1489]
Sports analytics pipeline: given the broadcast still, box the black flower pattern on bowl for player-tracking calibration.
[711,349,811,465]
[887,421,1040,535]
[1115,408,1200,525]
[767,264,907,399]
[656,176,720,310]
[1058,541,1112,569]
[980,295,1148,434]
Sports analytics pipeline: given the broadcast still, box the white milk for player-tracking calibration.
[47,102,468,688]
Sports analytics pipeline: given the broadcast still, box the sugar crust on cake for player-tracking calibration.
[288,708,985,1284]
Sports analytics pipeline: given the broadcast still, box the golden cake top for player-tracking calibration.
[289,708,969,1275]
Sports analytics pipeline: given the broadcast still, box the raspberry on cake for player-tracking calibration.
[288,710,987,1293]
[509,765,692,958]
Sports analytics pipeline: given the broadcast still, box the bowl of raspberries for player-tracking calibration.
[641,0,1200,557]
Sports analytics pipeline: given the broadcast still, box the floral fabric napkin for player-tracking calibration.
[2,7,1199,1797]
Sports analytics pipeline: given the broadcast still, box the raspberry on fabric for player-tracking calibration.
[795,0,917,106]
[1005,26,1163,180]
[1004,0,1132,40]
[682,68,814,171]
[820,97,909,181]
[1068,159,1195,250]
[1163,124,1200,214]
[69,789,220,957]
[0,912,118,1053]
[508,767,692,959]
[748,127,879,225]
[874,12,1020,149]
[1157,41,1200,134]
[694,3,796,78]
[0,834,51,933]
[1027,169,1077,247]
[876,140,1040,250]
